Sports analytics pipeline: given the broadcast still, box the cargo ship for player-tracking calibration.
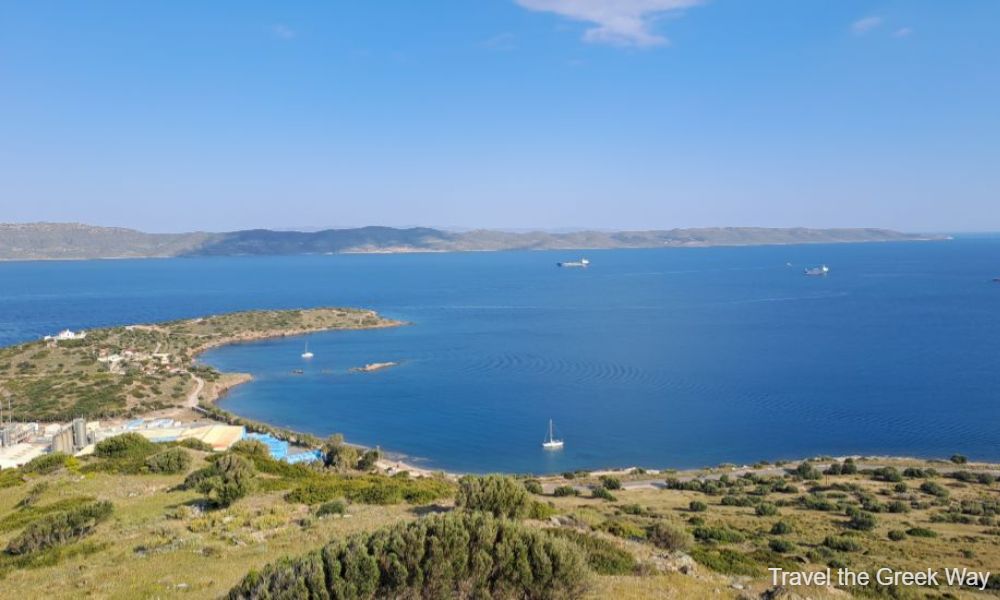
[557,258,590,268]
[804,265,829,276]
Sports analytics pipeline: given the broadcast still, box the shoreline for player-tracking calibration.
[184,331,999,479]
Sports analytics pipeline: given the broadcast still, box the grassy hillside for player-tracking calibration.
[0,223,941,260]
[1,447,996,599]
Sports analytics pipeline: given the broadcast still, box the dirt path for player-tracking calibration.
[185,372,205,408]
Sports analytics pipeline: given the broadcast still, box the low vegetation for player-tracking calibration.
[0,452,997,598]
[226,512,589,599]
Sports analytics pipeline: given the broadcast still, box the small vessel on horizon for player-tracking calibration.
[557,258,590,268]
[804,265,830,276]
[542,419,564,450]
[301,342,314,359]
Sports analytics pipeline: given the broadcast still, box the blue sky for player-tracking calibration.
[1,1,997,232]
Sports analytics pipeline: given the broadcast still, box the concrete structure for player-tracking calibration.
[72,418,88,448]
[1,424,33,448]
[51,427,74,453]
[178,424,245,451]
[0,443,47,469]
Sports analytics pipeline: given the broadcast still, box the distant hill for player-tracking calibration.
[0,223,942,261]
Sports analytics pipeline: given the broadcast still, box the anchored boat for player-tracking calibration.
[542,419,564,450]
[301,342,314,359]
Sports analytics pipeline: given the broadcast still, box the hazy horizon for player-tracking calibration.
[2,220,981,235]
[2,1,998,232]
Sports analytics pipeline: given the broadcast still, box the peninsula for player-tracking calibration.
[0,307,401,422]
[0,223,945,261]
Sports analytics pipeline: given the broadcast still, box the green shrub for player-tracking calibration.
[887,500,910,514]
[94,433,156,458]
[872,467,903,483]
[792,462,822,481]
[592,487,617,502]
[144,447,192,474]
[184,453,255,508]
[553,485,579,497]
[355,448,380,472]
[523,480,543,495]
[5,501,113,555]
[689,548,762,576]
[689,500,708,512]
[801,495,838,511]
[648,523,691,552]
[846,508,877,531]
[693,526,745,544]
[21,453,72,475]
[950,454,968,464]
[285,474,452,506]
[600,476,622,490]
[547,528,637,575]
[315,499,347,517]
[920,481,949,498]
[770,521,793,535]
[230,439,269,458]
[528,501,557,520]
[906,527,937,538]
[456,475,531,518]
[620,504,650,516]
[178,438,214,452]
[16,482,50,509]
[888,530,907,541]
[769,539,794,553]
[599,519,646,540]
[755,503,778,517]
[823,536,862,552]
[225,512,589,599]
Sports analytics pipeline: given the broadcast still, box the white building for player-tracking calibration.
[44,329,87,342]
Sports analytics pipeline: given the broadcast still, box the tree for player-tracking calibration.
[455,474,531,518]
[322,434,361,470]
[356,448,381,472]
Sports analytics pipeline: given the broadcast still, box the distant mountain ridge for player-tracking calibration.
[0,222,943,261]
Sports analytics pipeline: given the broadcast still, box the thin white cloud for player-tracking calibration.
[272,24,296,40]
[893,27,913,38]
[851,16,883,35]
[515,0,703,47]
[481,33,518,51]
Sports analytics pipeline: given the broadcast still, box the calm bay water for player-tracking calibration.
[1,239,999,473]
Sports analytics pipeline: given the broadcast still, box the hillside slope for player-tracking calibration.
[0,223,941,260]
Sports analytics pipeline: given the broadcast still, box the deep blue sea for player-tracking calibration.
[2,239,999,473]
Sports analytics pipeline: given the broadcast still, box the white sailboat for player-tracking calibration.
[542,419,564,450]
[301,342,314,359]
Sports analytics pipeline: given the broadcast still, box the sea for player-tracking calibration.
[1,238,998,473]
